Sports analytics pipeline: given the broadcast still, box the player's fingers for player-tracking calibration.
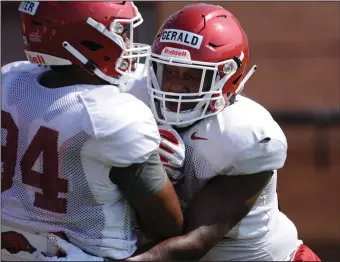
[46,233,72,253]
[160,137,184,155]
[158,148,180,166]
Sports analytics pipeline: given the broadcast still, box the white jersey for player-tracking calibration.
[128,78,300,261]
[1,62,160,260]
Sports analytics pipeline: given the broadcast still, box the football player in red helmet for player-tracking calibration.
[148,4,255,128]
[19,1,151,89]
[35,3,321,262]
[1,2,183,261]
[137,4,320,261]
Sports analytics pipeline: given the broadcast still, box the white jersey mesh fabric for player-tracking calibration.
[1,62,158,259]
[174,133,298,261]
[172,96,298,260]
[123,72,299,260]
[175,144,280,239]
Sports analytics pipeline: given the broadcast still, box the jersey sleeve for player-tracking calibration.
[1,61,38,74]
[188,96,288,176]
[80,85,161,167]
[225,135,287,176]
[218,102,288,176]
[109,151,168,201]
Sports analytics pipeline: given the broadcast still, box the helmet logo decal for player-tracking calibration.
[26,53,46,64]
[19,1,40,16]
[161,47,191,60]
[160,29,203,49]
[25,51,72,65]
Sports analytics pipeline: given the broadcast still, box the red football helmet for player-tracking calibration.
[19,1,150,89]
[148,3,257,127]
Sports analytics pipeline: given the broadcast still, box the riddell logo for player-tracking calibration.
[27,54,46,64]
[161,47,191,60]
[164,48,187,57]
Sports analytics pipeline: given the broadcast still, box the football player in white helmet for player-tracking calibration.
[35,3,321,262]
[1,2,184,261]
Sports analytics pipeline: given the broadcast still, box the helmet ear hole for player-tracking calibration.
[80,41,104,52]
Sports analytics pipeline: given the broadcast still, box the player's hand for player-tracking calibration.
[35,233,104,261]
[157,125,185,184]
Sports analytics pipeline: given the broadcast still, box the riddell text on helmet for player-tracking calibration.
[161,47,191,60]
[164,48,186,56]
[27,54,46,64]
[160,29,203,49]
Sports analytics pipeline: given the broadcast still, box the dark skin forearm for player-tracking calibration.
[128,224,231,261]
[126,171,273,261]
[128,205,251,261]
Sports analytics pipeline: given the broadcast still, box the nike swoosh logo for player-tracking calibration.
[191,132,208,140]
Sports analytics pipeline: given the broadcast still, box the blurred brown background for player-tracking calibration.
[2,1,340,261]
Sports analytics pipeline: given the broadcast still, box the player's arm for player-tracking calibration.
[36,171,271,262]
[128,170,273,261]
[128,132,287,261]
[80,91,184,240]
[109,151,184,240]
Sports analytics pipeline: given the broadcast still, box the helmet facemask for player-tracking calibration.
[109,3,151,81]
[148,50,244,128]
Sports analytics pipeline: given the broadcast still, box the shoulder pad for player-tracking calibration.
[126,75,150,107]
[1,61,44,74]
[183,96,287,175]
[81,85,160,167]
